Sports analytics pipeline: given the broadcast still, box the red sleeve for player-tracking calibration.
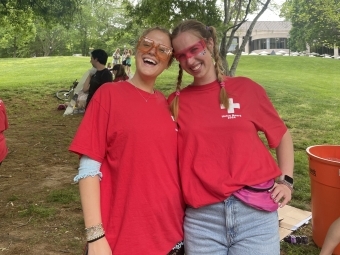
[0,102,8,132]
[167,92,176,105]
[252,82,287,148]
[69,88,111,162]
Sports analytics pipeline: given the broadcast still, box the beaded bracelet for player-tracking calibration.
[87,234,105,243]
[85,223,105,242]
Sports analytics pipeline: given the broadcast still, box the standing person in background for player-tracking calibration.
[0,99,8,166]
[125,49,132,77]
[112,48,121,65]
[168,19,294,255]
[82,49,112,109]
[69,27,185,255]
[121,48,128,68]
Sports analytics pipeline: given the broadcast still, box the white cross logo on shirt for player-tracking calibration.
[228,98,240,113]
[221,98,240,113]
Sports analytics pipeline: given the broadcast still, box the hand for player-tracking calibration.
[269,183,292,208]
[88,236,112,255]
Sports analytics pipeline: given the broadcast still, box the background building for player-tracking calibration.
[230,21,338,57]
[230,21,291,54]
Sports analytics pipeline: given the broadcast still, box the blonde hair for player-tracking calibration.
[135,27,174,67]
[170,19,228,120]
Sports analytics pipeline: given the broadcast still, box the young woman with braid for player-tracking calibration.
[70,27,185,255]
[168,19,294,255]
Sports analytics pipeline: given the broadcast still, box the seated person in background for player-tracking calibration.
[0,99,8,166]
[82,49,113,109]
[320,217,340,255]
[112,64,129,82]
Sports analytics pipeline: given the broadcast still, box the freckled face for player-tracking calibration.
[172,31,216,85]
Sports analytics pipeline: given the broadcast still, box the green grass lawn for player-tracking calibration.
[1,55,339,255]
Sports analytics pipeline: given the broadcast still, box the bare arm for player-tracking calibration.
[270,130,294,207]
[319,217,340,255]
[82,75,92,93]
[79,177,112,254]
[276,130,294,178]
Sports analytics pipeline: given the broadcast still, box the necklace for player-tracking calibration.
[130,80,156,102]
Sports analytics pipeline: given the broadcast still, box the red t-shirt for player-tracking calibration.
[113,75,129,82]
[0,99,8,162]
[168,77,287,208]
[70,82,184,254]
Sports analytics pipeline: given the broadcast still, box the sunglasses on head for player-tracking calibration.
[173,39,207,62]
[137,36,173,61]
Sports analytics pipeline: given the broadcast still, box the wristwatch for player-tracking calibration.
[278,175,294,192]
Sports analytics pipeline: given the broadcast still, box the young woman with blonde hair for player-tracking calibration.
[70,27,185,255]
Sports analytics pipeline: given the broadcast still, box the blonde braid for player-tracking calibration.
[170,64,183,120]
[207,26,229,110]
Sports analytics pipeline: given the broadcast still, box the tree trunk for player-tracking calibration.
[221,0,272,77]
[220,33,230,76]
[230,0,271,76]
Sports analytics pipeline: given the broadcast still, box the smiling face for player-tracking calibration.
[172,31,216,85]
[134,29,173,80]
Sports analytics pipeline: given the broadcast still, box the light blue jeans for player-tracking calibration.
[184,196,280,255]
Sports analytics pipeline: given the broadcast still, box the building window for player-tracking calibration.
[251,38,288,51]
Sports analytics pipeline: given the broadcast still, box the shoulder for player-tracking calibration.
[102,69,113,79]
[155,89,166,99]
[226,76,264,90]
[96,81,129,97]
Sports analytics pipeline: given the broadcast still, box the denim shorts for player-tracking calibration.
[184,195,280,255]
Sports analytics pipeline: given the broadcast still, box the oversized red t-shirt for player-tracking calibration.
[168,77,287,208]
[70,82,185,254]
[0,99,8,162]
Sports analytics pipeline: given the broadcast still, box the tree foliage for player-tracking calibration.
[0,0,273,78]
[123,0,272,76]
[0,8,36,57]
[281,0,340,50]
[0,0,138,57]
[0,0,81,24]
[219,0,271,76]
[123,0,223,30]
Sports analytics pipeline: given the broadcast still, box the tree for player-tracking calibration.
[123,0,272,76]
[69,0,133,56]
[220,0,272,76]
[0,8,36,57]
[32,20,70,56]
[281,0,340,50]
[0,0,81,24]
[123,0,223,30]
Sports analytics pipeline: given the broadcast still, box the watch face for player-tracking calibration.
[284,175,294,185]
